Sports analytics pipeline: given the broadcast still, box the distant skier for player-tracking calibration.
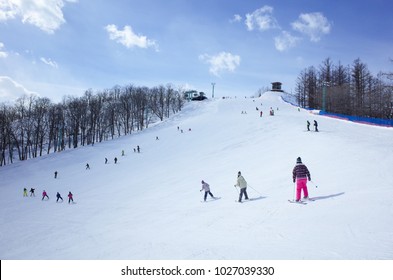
[137,146,140,153]
[314,120,319,132]
[114,157,118,164]
[23,188,28,197]
[42,190,49,200]
[156,136,159,140]
[56,192,63,202]
[292,157,311,202]
[68,191,74,204]
[122,150,125,156]
[54,171,58,179]
[200,180,215,202]
[234,171,249,203]
[86,163,90,170]
[105,158,108,164]
[30,188,35,197]
[307,120,310,131]
[260,111,263,117]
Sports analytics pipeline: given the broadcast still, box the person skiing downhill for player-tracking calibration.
[200,180,215,202]
[68,191,74,204]
[56,192,63,202]
[30,188,35,197]
[234,171,249,203]
[23,188,28,197]
[42,190,49,200]
[292,157,311,202]
[314,120,319,132]
[307,120,310,131]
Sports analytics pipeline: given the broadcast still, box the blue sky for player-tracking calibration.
[0,0,392,102]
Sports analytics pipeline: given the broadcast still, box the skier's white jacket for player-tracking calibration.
[236,175,247,189]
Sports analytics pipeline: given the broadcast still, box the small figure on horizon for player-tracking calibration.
[23,188,28,197]
[137,146,140,153]
[30,188,35,197]
[105,158,108,164]
[86,163,90,170]
[114,157,118,164]
[54,171,58,179]
[122,150,125,156]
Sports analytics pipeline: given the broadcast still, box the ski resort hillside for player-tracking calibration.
[0,91,392,260]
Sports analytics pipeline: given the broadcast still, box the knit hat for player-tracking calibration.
[296,157,302,164]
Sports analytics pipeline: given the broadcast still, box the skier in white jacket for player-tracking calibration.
[200,180,215,202]
[234,171,249,202]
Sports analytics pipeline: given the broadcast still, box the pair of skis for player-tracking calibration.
[288,198,314,205]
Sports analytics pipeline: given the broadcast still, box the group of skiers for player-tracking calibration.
[23,188,74,204]
[200,157,312,204]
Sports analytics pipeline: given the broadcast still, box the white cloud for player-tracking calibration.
[245,6,279,31]
[0,76,37,103]
[105,24,158,51]
[274,31,301,51]
[0,42,8,58]
[199,52,241,77]
[0,0,77,34]
[40,57,58,68]
[230,14,242,23]
[291,12,331,42]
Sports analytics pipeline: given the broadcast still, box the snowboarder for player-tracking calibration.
[200,180,215,202]
[292,157,311,202]
[307,120,310,131]
[314,120,319,132]
[30,188,35,197]
[86,163,90,170]
[56,192,63,202]
[42,190,49,200]
[23,188,28,197]
[68,191,74,204]
[114,157,118,164]
[105,158,108,164]
[234,171,249,202]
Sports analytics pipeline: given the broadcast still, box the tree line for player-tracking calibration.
[295,58,393,119]
[0,84,185,166]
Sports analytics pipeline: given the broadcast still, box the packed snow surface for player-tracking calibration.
[1,91,392,260]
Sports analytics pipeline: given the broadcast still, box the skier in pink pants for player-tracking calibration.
[292,157,311,202]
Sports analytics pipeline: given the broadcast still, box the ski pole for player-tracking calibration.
[247,184,262,195]
[310,180,318,188]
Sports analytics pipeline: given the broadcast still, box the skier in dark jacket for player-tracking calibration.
[56,192,63,202]
[292,157,311,202]
[30,188,35,197]
[314,120,318,132]
[200,180,215,202]
[307,120,310,131]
